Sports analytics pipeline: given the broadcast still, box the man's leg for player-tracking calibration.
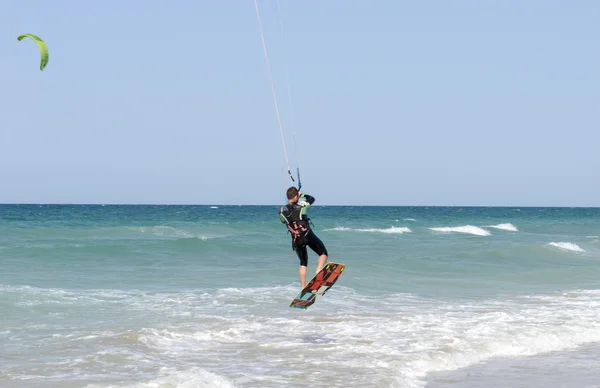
[307,231,329,275]
[296,245,309,288]
[299,265,307,289]
[316,254,328,275]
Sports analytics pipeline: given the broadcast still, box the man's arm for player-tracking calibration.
[300,193,315,205]
[299,194,315,216]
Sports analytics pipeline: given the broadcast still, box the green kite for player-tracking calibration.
[18,33,49,71]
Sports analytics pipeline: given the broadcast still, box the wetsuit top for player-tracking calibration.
[279,194,315,245]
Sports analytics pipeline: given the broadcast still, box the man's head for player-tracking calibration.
[286,186,300,202]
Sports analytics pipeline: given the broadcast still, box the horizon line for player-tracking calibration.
[0,203,598,208]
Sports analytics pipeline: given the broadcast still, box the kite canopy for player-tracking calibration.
[18,33,49,71]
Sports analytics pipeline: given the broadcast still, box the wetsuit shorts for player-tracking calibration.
[294,230,328,267]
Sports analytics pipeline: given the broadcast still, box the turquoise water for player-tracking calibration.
[2,205,600,387]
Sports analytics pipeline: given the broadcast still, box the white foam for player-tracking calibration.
[548,242,585,253]
[325,226,352,231]
[341,291,600,387]
[429,225,491,236]
[137,289,600,387]
[325,226,412,234]
[84,367,234,388]
[9,284,600,388]
[210,206,219,209]
[486,223,518,232]
[358,226,412,234]
[404,218,417,222]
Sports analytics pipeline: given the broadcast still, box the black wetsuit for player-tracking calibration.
[279,194,328,267]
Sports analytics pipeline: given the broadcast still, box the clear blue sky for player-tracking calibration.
[1,1,599,206]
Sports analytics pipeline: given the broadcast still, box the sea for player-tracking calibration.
[2,204,600,388]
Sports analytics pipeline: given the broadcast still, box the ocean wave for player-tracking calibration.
[84,367,234,388]
[548,242,585,253]
[325,226,412,234]
[112,288,600,387]
[429,225,491,236]
[127,226,217,241]
[129,226,194,238]
[486,223,518,232]
[8,284,600,388]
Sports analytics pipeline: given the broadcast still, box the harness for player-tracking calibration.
[280,203,312,247]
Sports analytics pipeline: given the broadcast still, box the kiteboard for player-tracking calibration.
[290,262,345,309]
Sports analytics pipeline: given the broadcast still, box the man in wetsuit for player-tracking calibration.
[279,186,328,288]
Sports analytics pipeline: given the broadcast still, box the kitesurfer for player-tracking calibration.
[279,186,328,288]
